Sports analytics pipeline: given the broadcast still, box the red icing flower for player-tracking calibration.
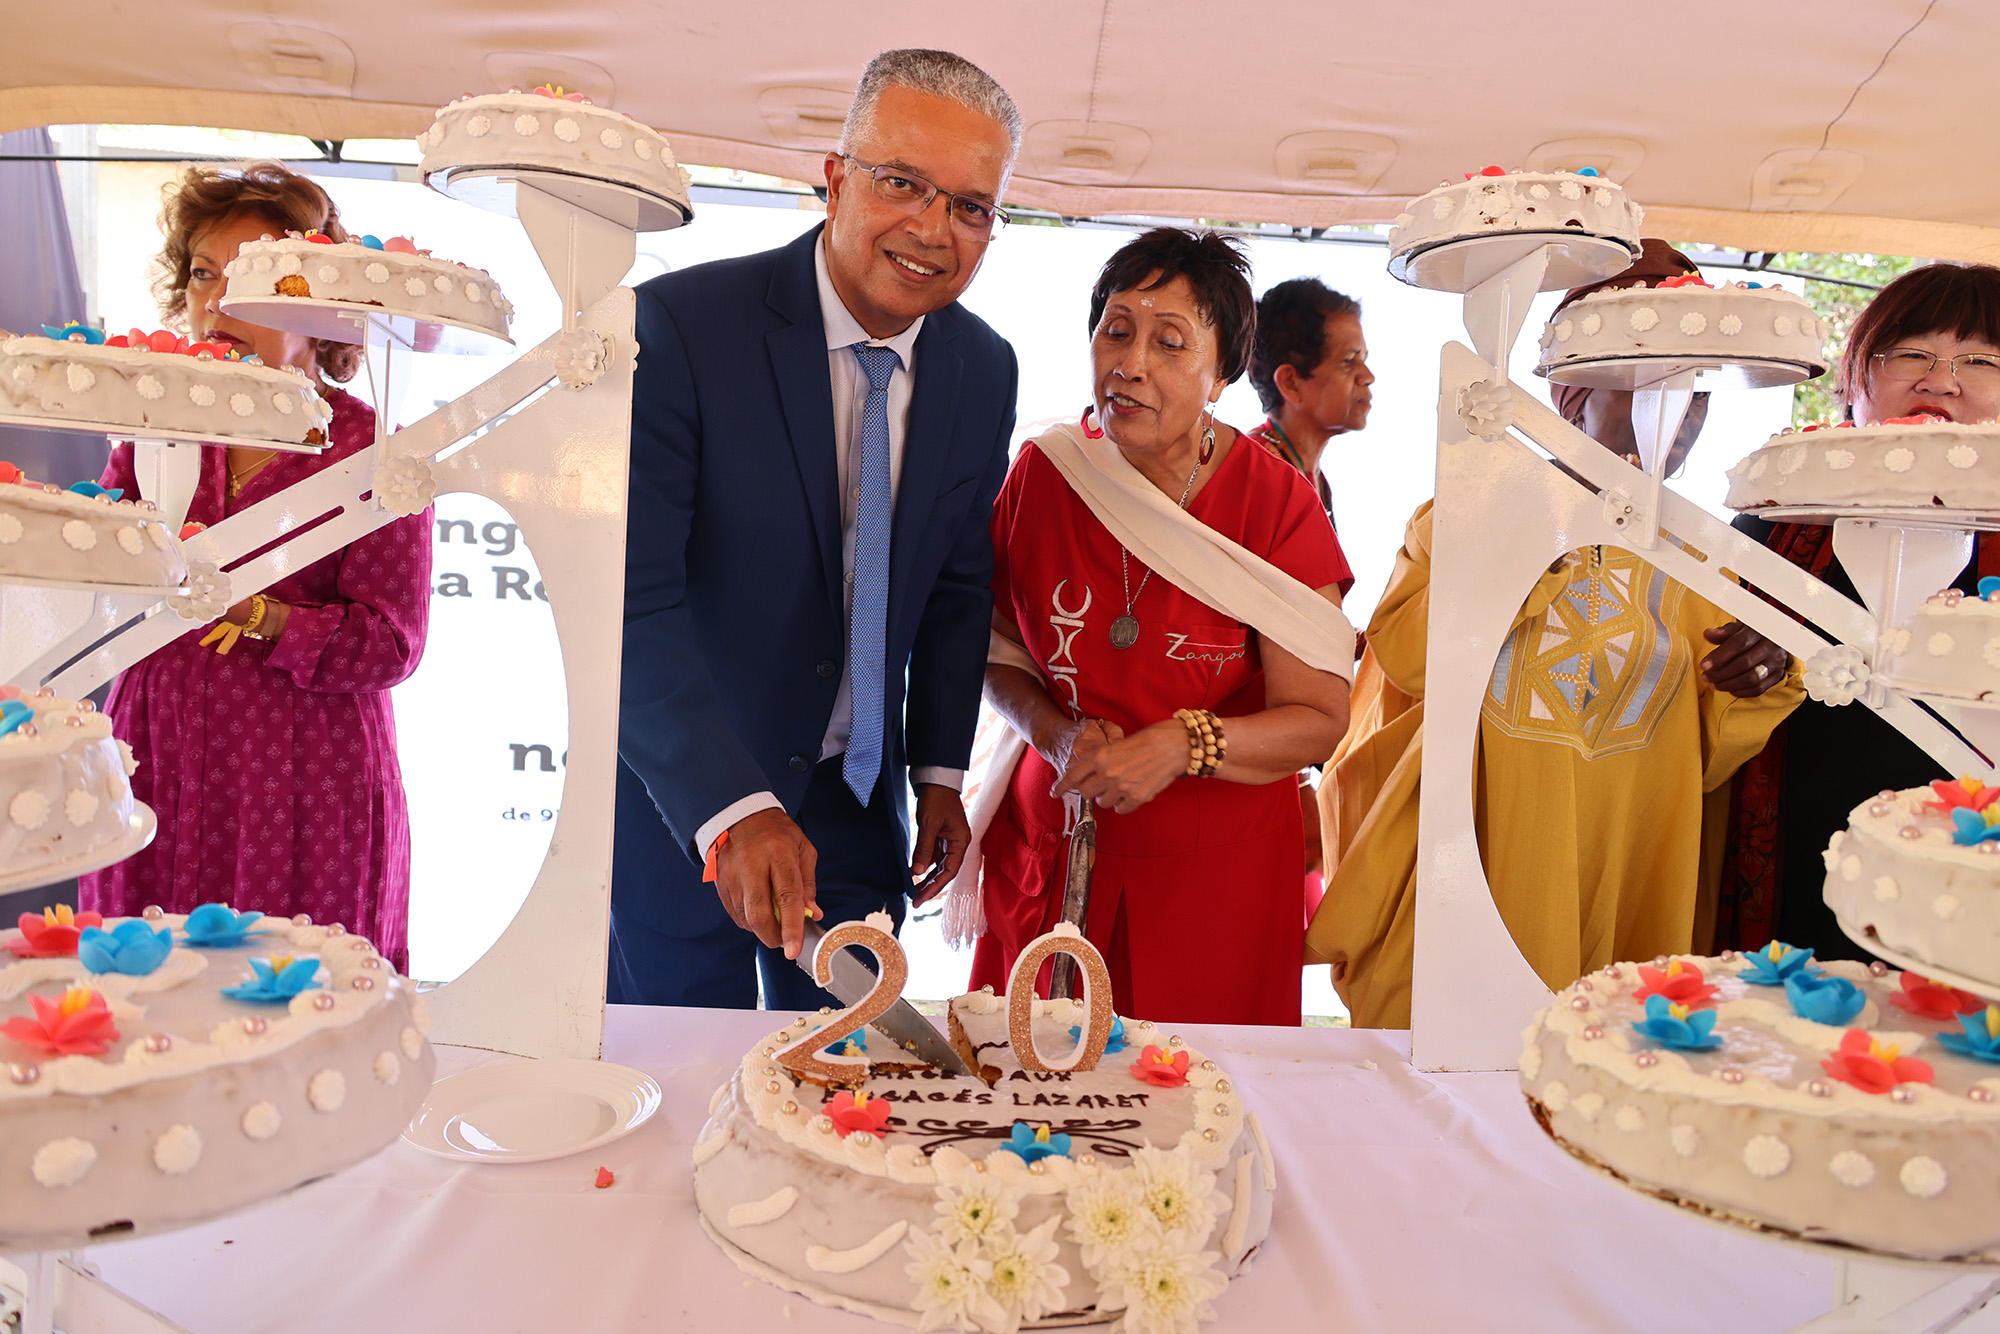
[0,986,119,1056]
[1888,972,1986,1021]
[1632,959,1720,1008]
[303,230,335,246]
[1924,776,2000,815]
[1883,411,1953,425]
[825,1090,893,1139]
[179,521,207,540]
[0,462,19,485]
[1658,274,1712,289]
[384,236,420,254]
[10,906,104,959]
[1820,1028,1934,1095]
[1480,165,1506,176]
[1130,1045,1190,1087]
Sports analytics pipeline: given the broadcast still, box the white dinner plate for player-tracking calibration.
[402,1058,662,1164]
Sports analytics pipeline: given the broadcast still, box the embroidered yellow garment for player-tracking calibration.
[1306,502,1803,1028]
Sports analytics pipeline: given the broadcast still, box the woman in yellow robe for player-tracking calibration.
[1308,243,1806,1028]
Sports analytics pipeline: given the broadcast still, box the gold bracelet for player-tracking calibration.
[240,594,273,641]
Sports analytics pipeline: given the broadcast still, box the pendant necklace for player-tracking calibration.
[1111,439,1208,651]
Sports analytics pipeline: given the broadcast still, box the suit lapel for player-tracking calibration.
[890,312,962,630]
[765,228,843,617]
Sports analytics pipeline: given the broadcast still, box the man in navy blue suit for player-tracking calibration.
[613,50,1022,1008]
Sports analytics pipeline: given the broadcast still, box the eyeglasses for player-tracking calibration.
[841,156,1009,239]
[1873,347,2000,385]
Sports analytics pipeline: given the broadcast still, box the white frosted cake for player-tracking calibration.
[0,330,331,447]
[1724,417,2000,513]
[0,690,147,885]
[1878,586,2000,702]
[222,236,514,343]
[695,926,1273,1332]
[1823,783,2000,989]
[418,86,691,220]
[1388,168,1642,265]
[1,907,434,1249]
[1537,278,1828,377]
[0,471,187,592]
[1522,949,2000,1261]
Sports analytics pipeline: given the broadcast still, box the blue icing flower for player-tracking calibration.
[1744,281,1765,289]
[1575,166,1600,177]
[1937,1005,2000,1065]
[1630,994,1724,1051]
[180,903,267,947]
[1000,1121,1072,1163]
[1740,941,1821,987]
[831,1029,867,1057]
[40,322,105,344]
[219,953,323,1004]
[1950,806,2000,846]
[1070,1014,1126,1054]
[0,699,34,738]
[76,919,173,976]
[1784,971,1866,1026]
[67,482,123,503]
[358,235,385,250]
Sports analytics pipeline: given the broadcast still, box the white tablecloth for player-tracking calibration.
[83,1007,1834,1333]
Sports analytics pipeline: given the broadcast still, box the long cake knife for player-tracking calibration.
[796,920,974,1076]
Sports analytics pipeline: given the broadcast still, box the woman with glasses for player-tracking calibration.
[1722,263,2000,961]
[953,228,1357,1026]
[1309,242,1802,1028]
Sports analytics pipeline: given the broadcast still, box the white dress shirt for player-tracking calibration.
[695,236,965,855]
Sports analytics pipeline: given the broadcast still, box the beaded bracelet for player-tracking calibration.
[1172,708,1228,778]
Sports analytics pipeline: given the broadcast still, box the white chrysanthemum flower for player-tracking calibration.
[1130,1144,1227,1241]
[1096,1232,1229,1334]
[983,1217,1070,1331]
[932,1175,1025,1247]
[904,1226,1003,1334]
[1064,1170,1161,1272]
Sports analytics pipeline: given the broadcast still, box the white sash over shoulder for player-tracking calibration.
[939,421,1357,947]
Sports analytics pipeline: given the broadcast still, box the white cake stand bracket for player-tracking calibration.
[1460,241,1551,370]
[517,181,637,330]
[0,1250,193,1334]
[1792,1259,2000,1333]
[1412,341,1987,1072]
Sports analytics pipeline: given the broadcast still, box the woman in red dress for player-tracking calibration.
[967,229,1355,1025]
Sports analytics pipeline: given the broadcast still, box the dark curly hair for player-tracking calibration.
[154,162,361,383]
[1087,228,1255,383]
[1248,278,1361,415]
[1840,262,2000,409]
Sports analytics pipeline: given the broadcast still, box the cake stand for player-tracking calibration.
[1390,232,1636,371]
[427,163,691,234]
[0,414,326,457]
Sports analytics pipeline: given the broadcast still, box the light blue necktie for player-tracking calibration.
[845,344,898,805]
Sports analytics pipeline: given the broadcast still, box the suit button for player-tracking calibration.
[789,755,810,773]
[817,659,838,678]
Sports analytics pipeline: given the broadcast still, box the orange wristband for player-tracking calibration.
[701,830,730,883]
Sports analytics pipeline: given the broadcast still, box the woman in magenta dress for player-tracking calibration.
[78,164,430,970]
[966,229,1355,1026]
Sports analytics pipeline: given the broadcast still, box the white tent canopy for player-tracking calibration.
[6,0,1994,260]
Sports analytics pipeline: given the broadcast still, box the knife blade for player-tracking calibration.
[1050,796,1097,999]
[797,920,975,1076]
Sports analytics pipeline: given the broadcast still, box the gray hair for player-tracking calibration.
[840,49,1023,161]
